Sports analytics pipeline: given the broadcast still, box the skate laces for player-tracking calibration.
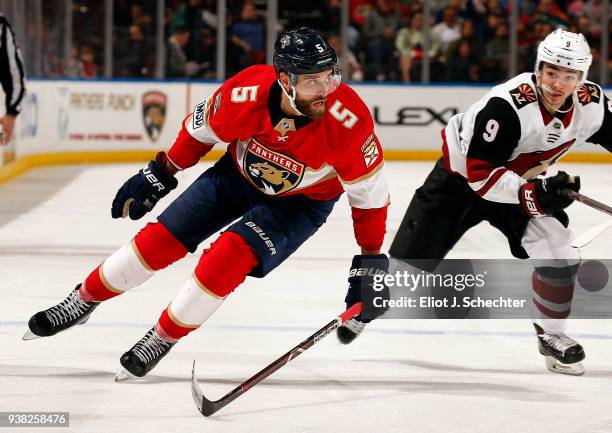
[45,290,92,327]
[541,333,577,353]
[343,318,365,334]
[132,329,173,364]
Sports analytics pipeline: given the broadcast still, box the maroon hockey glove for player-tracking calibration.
[519,171,580,217]
[111,152,178,220]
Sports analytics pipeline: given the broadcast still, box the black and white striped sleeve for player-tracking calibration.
[0,15,26,116]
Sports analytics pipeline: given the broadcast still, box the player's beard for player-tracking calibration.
[296,94,327,120]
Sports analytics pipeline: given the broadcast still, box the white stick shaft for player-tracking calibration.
[572,219,612,248]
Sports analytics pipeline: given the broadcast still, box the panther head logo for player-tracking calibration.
[243,140,305,195]
[142,91,167,142]
[248,162,293,195]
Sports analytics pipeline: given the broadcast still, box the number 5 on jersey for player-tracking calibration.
[330,100,358,129]
[231,86,259,103]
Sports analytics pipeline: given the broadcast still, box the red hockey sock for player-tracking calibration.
[532,269,576,319]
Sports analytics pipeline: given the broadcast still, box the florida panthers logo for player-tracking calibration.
[243,140,305,195]
[142,91,167,142]
[248,162,293,193]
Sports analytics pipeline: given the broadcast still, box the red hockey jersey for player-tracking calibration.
[167,65,389,251]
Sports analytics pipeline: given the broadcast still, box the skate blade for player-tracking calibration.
[544,356,584,376]
[22,329,42,340]
[114,368,136,382]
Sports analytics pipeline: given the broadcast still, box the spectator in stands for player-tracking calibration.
[63,47,82,78]
[431,6,461,61]
[362,0,401,81]
[79,46,98,78]
[575,15,597,46]
[349,0,375,29]
[395,11,438,83]
[581,0,606,37]
[483,21,510,82]
[446,19,483,67]
[587,45,602,82]
[130,3,153,36]
[201,0,217,29]
[170,0,208,64]
[446,39,479,82]
[195,26,216,79]
[328,34,364,81]
[521,20,554,76]
[531,0,570,29]
[115,24,152,77]
[436,0,473,22]
[166,26,199,78]
[566,0,585,19]
[230,2,266,71]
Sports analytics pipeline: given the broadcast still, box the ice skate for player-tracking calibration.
[23,285,99,340]
[534,323,585,376]
[115,327,176,381]
[336,318,366,344]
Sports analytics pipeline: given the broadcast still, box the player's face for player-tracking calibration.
[294,70,338,119]
[538,63,581,108]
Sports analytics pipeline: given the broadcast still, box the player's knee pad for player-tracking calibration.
[194,231,259,297]
[133,222,189,270]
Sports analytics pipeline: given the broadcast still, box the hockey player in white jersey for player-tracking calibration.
[339,29,612,375]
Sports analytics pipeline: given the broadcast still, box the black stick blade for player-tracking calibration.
[191,360,221,417]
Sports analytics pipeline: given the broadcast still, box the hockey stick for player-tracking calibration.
[557,190,612,248]
[191,302,362,417]
[560,189,612,217]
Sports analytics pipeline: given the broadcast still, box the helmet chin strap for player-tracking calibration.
[535,73,576,114]
[278,79,305,116]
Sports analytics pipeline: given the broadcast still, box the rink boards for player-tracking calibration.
[8,79,612,158]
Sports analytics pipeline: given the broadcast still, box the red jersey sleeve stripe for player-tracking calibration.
[466,157,498,182]
[474,167,508,197]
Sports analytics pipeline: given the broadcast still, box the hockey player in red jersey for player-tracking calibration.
[24,27,390,378]
[343,29,612,375]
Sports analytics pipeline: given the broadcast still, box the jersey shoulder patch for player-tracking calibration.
[577,83,601,105]
[360,133,381,169]
[509,83,537,109]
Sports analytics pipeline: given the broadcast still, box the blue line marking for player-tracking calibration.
[3,321,612,340]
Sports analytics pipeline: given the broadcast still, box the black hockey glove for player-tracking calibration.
[111,152,178,220]
[344,254,390,323]
[519,171,580,218]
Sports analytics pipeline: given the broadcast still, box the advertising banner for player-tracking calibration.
[12,80,612,157]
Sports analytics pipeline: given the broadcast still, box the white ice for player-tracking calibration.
[1,161,612,433]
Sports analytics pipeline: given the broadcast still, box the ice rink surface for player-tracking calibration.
[1,161,611,433]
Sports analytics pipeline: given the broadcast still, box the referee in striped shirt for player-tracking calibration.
[0,14,26,146]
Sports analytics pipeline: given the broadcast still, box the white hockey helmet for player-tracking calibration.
[535,29,592,81]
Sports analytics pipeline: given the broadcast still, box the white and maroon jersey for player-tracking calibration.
[166,65,389,251]
[443,72,612,204]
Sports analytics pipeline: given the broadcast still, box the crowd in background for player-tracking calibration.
[38,0,612,83]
